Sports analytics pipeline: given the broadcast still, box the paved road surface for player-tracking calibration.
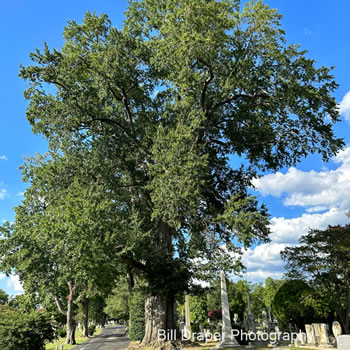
[72,326,130,350]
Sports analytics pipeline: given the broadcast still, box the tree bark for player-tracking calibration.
[82,296,89,338]
[142,294,177,345]
[66,281,77,345]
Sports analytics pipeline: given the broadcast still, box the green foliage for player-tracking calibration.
[0,288,9,305]
[129,292,145,341]
[281,224,350,332]
[88,324,96,336]
[272,280,319,329]
[191,295,208,325]
[0,306,55,350]
[56,328,67,338]
[105,279,130,321]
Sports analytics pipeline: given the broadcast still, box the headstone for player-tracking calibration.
[312,323,321,345]
[184,294,192,339]
[216,271,240,348]
[305,324,317,346]
[262,310,268,331]
[318,323,332,347]
[337,335,350,350]
[332,321,342,337]
[296,331,307,346]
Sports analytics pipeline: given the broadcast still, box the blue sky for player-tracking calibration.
[1,0,350,295]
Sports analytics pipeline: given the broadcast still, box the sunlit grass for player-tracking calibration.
[45,327,103,350]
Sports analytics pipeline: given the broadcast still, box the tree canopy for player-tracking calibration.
[281,224,350,333]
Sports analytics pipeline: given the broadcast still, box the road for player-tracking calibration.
[72,326,130,350]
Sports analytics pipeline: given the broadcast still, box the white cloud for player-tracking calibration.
[242,147,350,282]
[16,192,25,197]
[0,273,5,280]
[6,275,24,294]
[269,208,348,243]
[339,91,350,121]
[0,155,7,160]
[254,147,350,212]
[0,188,8,200]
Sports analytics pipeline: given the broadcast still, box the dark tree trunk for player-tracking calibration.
[82,296,89,337]
[66,282,77,345]
[142,294,177,345]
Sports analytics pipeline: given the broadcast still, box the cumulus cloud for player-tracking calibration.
[242,147,350,283]
[254,147,350,212]
[0,155,7,160]
[7,275,24,294]
[239,243,287,282]
[339,91,350,121]
[0,273,5,280]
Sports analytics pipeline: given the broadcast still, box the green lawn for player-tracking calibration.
[46,327,103,350]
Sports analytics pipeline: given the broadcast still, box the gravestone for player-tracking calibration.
[312,323,321,345]
[318,323,332,347]
[337,335,350,350]
[332,321,342,337]
[216,271,240,348]
[184,294,191,339]
[305,324,317,346]
[296,330,306,345]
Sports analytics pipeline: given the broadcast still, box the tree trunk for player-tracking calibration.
[82,296,89,338]
[66,282,77,345]
[142,294,177,345]
[141,222,179,345]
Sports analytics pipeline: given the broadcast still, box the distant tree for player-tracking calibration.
[104,279,130,321]
[191,295,208,326]
[271,279,333,330]
[263,277,285,310]
[0,154,121,344]
[0,289,8,305]
[281,224,350,333]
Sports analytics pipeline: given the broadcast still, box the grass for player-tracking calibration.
[45,327,103,350]
[128,341,317,350]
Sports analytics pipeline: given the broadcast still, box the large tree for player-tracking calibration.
[281,224,350,333]
[18,0,343,344]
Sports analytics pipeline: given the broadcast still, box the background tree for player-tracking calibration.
[281,224,350,333]
[0,289,8,305]
[17,0,343,344]
[0,154,121,344]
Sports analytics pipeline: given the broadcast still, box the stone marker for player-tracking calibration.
[337,335,350,350]
[332,321,342,337]
[305,324,317,346]
[216,271,240,348]
[296,330,306,346]
[312,323,321,345]
[184,294,192,339]
[318,323,332,347]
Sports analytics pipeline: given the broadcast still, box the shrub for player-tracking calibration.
[0,305,56,350]
[88,324,96,335]
[129,292,145,341]
[56,327,67,338]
